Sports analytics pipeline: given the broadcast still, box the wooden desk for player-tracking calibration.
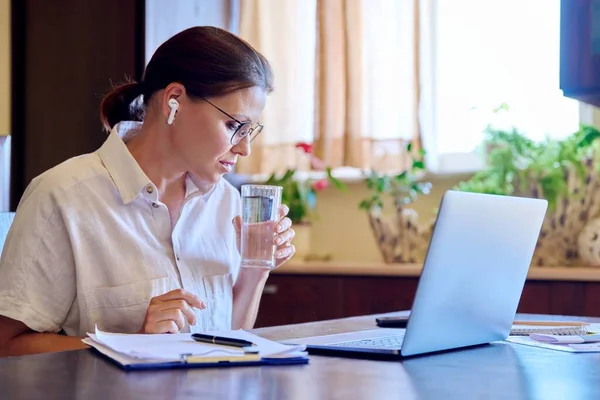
[1,313,599,399]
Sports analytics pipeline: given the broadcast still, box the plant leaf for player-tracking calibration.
[326,167,347,191]
[412,160,425,170]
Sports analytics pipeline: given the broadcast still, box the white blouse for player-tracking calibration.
[0,121,242,336]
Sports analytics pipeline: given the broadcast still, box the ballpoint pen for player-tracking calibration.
[192,333,257,348]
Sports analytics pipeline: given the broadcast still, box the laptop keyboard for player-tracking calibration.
[329,334,406,349]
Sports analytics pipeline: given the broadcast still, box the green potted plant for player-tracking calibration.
[359,142,431,212]
[455,109,600,266]
[264,143,346,261]
[358,142,433,263]
[455,121,600,210]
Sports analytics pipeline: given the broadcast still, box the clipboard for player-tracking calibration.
[82,328,309,371]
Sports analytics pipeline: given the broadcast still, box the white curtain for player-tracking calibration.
[417,0,438,172]
[237,0,420,174]
[343,0,419,172]
[236,0,318,175]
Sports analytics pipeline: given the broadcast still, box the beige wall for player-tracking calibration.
[0,0,9,135]
[309,175,469,263]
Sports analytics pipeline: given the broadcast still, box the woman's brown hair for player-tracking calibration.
[100,26,274,131]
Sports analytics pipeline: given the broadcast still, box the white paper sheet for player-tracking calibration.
[507,336,600,353]
[90,327,242,360]
[529,333,600,344]
[206,329,306,358]
[84,326,307,362]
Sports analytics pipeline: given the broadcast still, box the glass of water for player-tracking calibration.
[240,184,283,268]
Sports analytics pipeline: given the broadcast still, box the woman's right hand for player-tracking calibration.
[139,289,206,334]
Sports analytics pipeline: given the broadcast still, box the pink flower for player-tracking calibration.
[312,179,329,191]
[310,155,327,170]
[295,142,313,154]
[295,142,328,171]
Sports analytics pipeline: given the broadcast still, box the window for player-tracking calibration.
[148,1,578,178]
[429,0,580,173]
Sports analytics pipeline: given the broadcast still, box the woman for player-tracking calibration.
[0,26,295,356]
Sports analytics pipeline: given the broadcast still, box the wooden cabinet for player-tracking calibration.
[255,274,600,328]
[342,277,419,317]
[560,0,600,106]
[256,275,344,327]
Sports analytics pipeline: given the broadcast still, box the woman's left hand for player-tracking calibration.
[232,205,296,269]
[272,205,295,268]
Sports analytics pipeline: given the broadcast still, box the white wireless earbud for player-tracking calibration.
[167,98,179,125]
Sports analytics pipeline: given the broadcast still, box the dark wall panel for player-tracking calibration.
[11,0,145,209]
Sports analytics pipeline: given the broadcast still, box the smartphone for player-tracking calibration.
[375,316,410,328]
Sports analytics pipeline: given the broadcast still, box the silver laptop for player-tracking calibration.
[288,190,548,359]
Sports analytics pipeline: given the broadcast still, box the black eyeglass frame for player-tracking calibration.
[202,98,264,145]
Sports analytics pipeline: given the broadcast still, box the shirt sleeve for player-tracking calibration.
[0,177,76,333]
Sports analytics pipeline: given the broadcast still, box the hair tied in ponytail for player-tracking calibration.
[99,80,146,132]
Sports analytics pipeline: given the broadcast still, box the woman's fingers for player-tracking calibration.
[278,204,290,220]
[274,228,295,246]
[274,217,292,234]
[154,308,186,332]
[160,299,197,326]
[275,244,295,260]
[140,289,206,334]
[148,320,180,334]
[155,289,205,310]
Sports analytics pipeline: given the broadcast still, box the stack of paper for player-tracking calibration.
[83,326,309,370]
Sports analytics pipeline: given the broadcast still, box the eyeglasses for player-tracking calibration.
[202,98,263,145]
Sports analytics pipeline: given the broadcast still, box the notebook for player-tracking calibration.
[82,326,309,371]
[509,321,591,336]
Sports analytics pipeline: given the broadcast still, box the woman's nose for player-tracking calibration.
[232,136,251,157]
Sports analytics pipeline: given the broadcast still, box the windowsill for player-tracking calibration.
[238,169,478,186]
[247,167,368,184]
[232,152,485,185]
[429,152,485,175]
